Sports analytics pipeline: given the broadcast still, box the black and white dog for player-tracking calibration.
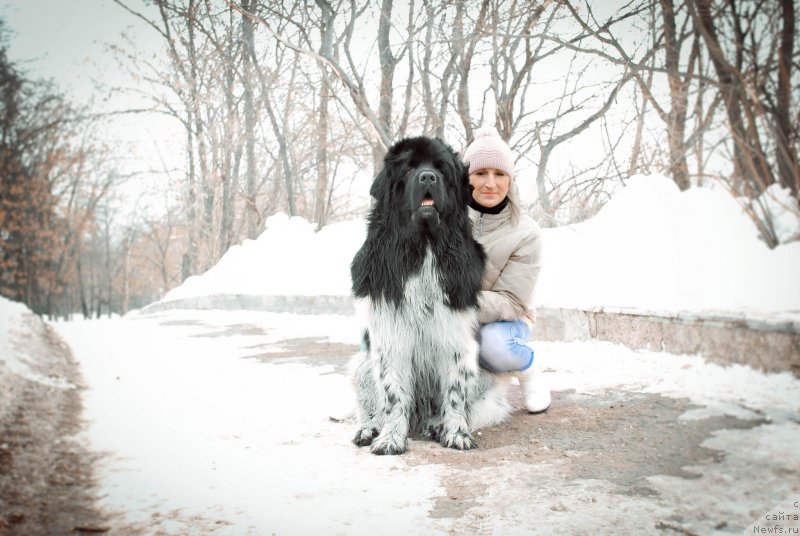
[350,136,509,455]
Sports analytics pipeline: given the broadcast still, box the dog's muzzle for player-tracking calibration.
[412,168,441,218]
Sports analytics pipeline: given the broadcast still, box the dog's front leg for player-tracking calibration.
[439,353,478,451]
[370,351,413,455]
[351,339,383,447]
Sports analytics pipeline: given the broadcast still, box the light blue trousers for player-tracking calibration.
[478,319,535,373]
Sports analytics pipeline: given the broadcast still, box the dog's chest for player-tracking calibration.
[402,249,445,316]
[367,248,476,357]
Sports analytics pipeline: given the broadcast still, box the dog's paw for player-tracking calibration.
[353,426,379,447]
[370,433,408,455]
[440,429,477,451]
[424,423,442,441]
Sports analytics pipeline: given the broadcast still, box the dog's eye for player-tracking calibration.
[404,167,413,176]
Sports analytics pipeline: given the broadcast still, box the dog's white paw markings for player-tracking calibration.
[370,433,408,455]
[353,426,379,447]
[440,429,477,451]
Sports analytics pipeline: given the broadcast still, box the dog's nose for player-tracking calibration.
[418,170,437,184]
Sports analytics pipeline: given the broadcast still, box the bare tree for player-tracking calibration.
[774,0,797,197]
[686,0,798,246]
[241,0,261,236]
[688,0,773,190]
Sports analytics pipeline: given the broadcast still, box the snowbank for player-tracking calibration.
[536,175,800,315]
[161,175,800,317]
[0,296,74,389]
[164,214,367,301]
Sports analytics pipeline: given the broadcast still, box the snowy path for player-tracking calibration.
[53,309,800,535]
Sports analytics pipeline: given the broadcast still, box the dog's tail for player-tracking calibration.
[467,373,511,430]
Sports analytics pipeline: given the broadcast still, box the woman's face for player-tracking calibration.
[469,168,510,208]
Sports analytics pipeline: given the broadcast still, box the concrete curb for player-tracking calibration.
[141,295,800,376]
[140,294,355,316]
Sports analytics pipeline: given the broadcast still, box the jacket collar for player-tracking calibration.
[468,204,512,234]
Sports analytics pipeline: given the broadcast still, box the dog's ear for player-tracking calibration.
[369,166,389,201]
[465,179,475,205]
[370,140,401,201]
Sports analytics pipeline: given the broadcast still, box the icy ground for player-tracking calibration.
[52,307,800,535]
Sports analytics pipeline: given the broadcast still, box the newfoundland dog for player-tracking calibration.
[350,136,510,455]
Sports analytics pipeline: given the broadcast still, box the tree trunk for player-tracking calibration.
[628,70,652,177]
[314,1,334,231]
[315,73,330,231]
[378,0,394,140]
[775,0,798,197]
[184,109,198,279]
[218,7,236,256]
[693,31,706,185]
[690,0,775,191]
[122,240,130,316]
[660,0,690,191]
[371,0,396,171]
[186,0,212,269]
[535,144,554,220]
[241,0,259,238]
[76,259,89,319]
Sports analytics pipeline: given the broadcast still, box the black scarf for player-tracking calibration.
[469,196,509,215]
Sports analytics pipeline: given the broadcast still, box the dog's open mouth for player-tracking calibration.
[421,195,435,207]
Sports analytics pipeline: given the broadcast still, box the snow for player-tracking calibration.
[53,310,448,533]
[162,174,800,319]
[46,308,800,534]
[166,214,367,300]
[0,295,74,389]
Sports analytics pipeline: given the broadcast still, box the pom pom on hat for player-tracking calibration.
[463,126,515,179]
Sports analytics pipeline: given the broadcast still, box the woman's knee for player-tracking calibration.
[478,321,534,373]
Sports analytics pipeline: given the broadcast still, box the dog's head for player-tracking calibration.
[369,136,471,232]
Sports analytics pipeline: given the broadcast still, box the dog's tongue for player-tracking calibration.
[421,196,435,207]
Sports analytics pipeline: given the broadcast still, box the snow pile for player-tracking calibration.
[164,214,367,301]
[161,174,800,317]
[0,295,73,389]
[536,174,800,315]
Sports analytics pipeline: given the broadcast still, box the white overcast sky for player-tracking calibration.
[0,0,187,218]
[0,0,159,103]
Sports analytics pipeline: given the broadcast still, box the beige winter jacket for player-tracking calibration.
[468,205,543,326]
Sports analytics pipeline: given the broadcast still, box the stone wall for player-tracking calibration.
[535,308,799,376]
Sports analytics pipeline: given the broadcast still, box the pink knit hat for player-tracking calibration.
[463,126,515,179]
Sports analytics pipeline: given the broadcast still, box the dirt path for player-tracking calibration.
[0,313,108,535]
[245,333,795,534]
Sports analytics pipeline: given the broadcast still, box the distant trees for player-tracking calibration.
[0,28,117,317]
[104,0,795,292]
[110,0,650,259]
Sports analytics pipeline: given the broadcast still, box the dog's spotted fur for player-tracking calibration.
[350,136,510,455]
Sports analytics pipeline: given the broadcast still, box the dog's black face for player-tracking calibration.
[352,134,484,308]
[370,136,470,232]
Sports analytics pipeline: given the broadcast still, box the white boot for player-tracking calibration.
[516,363,551,413]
